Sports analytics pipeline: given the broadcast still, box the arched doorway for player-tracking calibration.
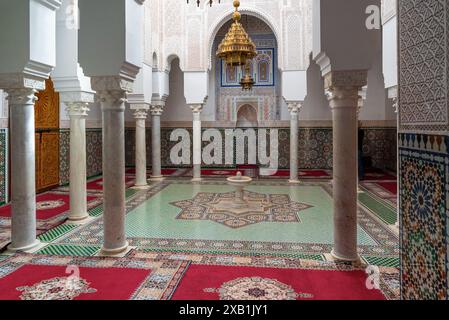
[236,104,258,127]
[210,14,281,123]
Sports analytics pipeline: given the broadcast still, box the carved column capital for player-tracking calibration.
[66,102,90,118]
[133,109,148,120]
[5,88,38,105]
[150,105,164,116]
[190,104,203,114]
[287,102,302,115]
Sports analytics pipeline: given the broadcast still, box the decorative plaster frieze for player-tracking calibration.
[59,91,95,104]
[0,73,45,91]
[91,76,134,93]
[324,70,368,90]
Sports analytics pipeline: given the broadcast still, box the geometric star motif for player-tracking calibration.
[171,191,313,229]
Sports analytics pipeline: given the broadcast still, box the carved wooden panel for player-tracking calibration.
[36,132,60,192]
[34,78,60,193]
[35,78,59,130]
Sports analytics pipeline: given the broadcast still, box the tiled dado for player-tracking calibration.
[124,127,397,171]
[0,129,7,205]
[59,129,102,186]
[399,133,449,300]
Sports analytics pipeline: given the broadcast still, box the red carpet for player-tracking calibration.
[125,168,178,176]
[0,265,151,300]
[261,169,331,179]
[201,169,239,176]
[376,181,397,195]
[172,264,386,300]
[0,193,98,220]
[87,176,135,190]
[0,254,189,300]
[363,169,396,181]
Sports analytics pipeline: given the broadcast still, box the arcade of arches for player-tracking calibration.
[0,0,447,301]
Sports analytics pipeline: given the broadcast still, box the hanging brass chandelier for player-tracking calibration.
[240,62,255,91]
[187,0,220,7]
[216,0,257,90]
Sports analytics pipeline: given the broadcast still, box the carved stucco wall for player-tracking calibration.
[146,0,313,72]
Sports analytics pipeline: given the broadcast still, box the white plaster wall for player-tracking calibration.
[163,59,191,122]
[383,16,398,89]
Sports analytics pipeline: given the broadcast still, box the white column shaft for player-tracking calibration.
[330,90,359,261]
[100,91,128,254]
[151,114,162,179]
[69,114,88,220]
[192,108,202,180]
[7,89,40,251]
[289,107,300,182]
[135,117,147,186]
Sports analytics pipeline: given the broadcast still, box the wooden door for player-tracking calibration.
[35,78,60,193]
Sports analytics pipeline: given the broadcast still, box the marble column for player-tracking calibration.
[6,88,41,251]
[93,79,129,256]
[150,104,164,181]
[288,102,302,184]
[132,107,149,188]
[191,104,203,181]
[66,102,90,222]
[391,93,399,227]
[327,86,362,262]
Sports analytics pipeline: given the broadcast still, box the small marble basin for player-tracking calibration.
[227,172,253,186]
[227,172,253,205]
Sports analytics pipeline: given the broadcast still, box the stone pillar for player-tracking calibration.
[191,104,203,181]
[325,70,367,262]
[6,88,41,251]
[66,102,90,222]
[288,102,301,184]
[92,77,130,256]
[150,104,164,181]
[390,88,399,227]
[131,106,149,188]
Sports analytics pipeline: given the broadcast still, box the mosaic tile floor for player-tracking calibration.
[21,179,398,265]
[0,177,400,300]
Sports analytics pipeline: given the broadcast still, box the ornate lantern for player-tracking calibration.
[216,0,257,67]
[240,62,255,91]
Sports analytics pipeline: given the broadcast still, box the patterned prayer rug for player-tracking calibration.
[0,227,10,251]
[86,176,136,191]
[260,169,332,179]
[171,264,389,300]
[0,192,102,231]
[362,169,397,182]
[125,168,181,176]
[360,181,398,211]
[130,251,400,300]
[0,253,189,300]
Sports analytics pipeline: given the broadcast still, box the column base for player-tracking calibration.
[67,215,94,225]
[288,179,301,184]
[7,239,43,253]
[191,177,202,182]
[99,241,131,257]
[330,249,360,263]
[150,176,164,182]
[132,184,150,190]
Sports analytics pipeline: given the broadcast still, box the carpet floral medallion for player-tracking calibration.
[0,253,189,300]
[171,191,313,228]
